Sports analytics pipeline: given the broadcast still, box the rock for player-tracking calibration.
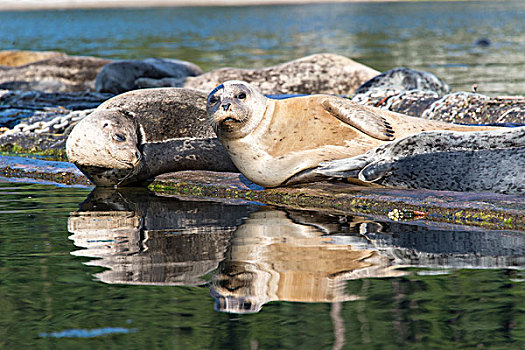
[0,50,66,67]
[95,58,203,94]
[0,90,113,113]
[0,109,94,151]
[421,92,525,124]
[0,55,111,92]
[354,90,525,124]
[354,67,450,96]
[183,53,379,95]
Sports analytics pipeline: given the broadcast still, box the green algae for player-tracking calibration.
[0,144,68,161]
[148,178,525,232]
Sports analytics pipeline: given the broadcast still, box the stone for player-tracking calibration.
[354,67,450,96]
[0,54,111,92]
[0,50,66,67]
[183,53,379,95]
[95,58,203,94]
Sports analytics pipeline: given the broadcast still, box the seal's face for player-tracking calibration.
[206,80,268,140]
[66,110,142,171]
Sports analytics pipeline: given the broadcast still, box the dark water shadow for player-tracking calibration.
[68,188,525,314]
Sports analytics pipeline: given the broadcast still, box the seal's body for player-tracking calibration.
[207,81,499,187]
[66,88,236,186]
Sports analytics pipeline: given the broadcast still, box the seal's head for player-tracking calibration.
[66,109,142,171]
[206,80,268,140]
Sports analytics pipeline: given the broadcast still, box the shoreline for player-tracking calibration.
[0,0,479,12]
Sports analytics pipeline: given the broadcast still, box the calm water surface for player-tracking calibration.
[1,1,525,95]
[1,2,525,348]
[1,181,524,348]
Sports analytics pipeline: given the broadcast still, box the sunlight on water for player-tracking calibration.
[1,2,524,95]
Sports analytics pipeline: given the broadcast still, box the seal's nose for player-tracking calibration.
[222,103,231,111]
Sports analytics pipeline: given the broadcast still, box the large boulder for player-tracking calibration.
[183,53,379,95]
[0,54,111,92]
[95,58,203,94]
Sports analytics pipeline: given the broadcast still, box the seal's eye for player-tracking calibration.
[237,92,246,100]
[113,134,126,142]
[209,95,219,105]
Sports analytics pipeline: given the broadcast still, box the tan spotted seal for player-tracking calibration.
[66,88,236,186]
[206,81,501,188]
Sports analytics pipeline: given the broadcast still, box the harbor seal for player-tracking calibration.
[206,81,500,188]
[66,88,236,186]
[316,127,525,194]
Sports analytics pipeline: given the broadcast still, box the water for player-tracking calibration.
[1,1,525,95]
[1,181,524,348]
[1,2,525,348]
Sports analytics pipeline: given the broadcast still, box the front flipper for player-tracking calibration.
[321,97,395,141]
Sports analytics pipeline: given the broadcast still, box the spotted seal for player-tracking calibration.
[206,81,500,188]
[316,127,525,194]
[66,88,236,186]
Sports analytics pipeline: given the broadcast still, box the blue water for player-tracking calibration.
[1,1,525,95]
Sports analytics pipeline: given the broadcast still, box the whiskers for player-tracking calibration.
[116,159,142,187]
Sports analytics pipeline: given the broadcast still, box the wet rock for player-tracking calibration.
[0,54,111,92]
[0,109,94,151]
[0,89,113,113]
[0,50,66,67]
[95,58,203,94]
[354,67,450,96]
[183,53,379,95]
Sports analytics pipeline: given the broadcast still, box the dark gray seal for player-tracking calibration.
[66,88,236,186]
[316,127,525,194]
[95,58,203,94]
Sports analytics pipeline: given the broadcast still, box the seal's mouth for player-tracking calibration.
[115,151,142,169]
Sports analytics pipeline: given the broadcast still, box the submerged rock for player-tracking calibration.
[183,53,379,95]
[95,58,203,94]
[0,55,111,92]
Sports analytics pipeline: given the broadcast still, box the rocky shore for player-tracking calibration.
[1,50,523,158]
[0,50,524,198]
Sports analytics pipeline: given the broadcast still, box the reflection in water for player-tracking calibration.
[68,188,525,314]
[68,188,256,286]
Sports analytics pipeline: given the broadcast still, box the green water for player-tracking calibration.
[1,181,524,348]
[1,1,525,95]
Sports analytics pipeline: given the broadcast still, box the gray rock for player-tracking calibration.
[0,90,113,113]
[354,67,450,96]
[353,89,525,124]
[95,58,203,94]
[0,55,111,92]
[183,53,379,95]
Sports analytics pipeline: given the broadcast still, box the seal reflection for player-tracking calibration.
[67,188,525,314]
[211,208,403,314]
